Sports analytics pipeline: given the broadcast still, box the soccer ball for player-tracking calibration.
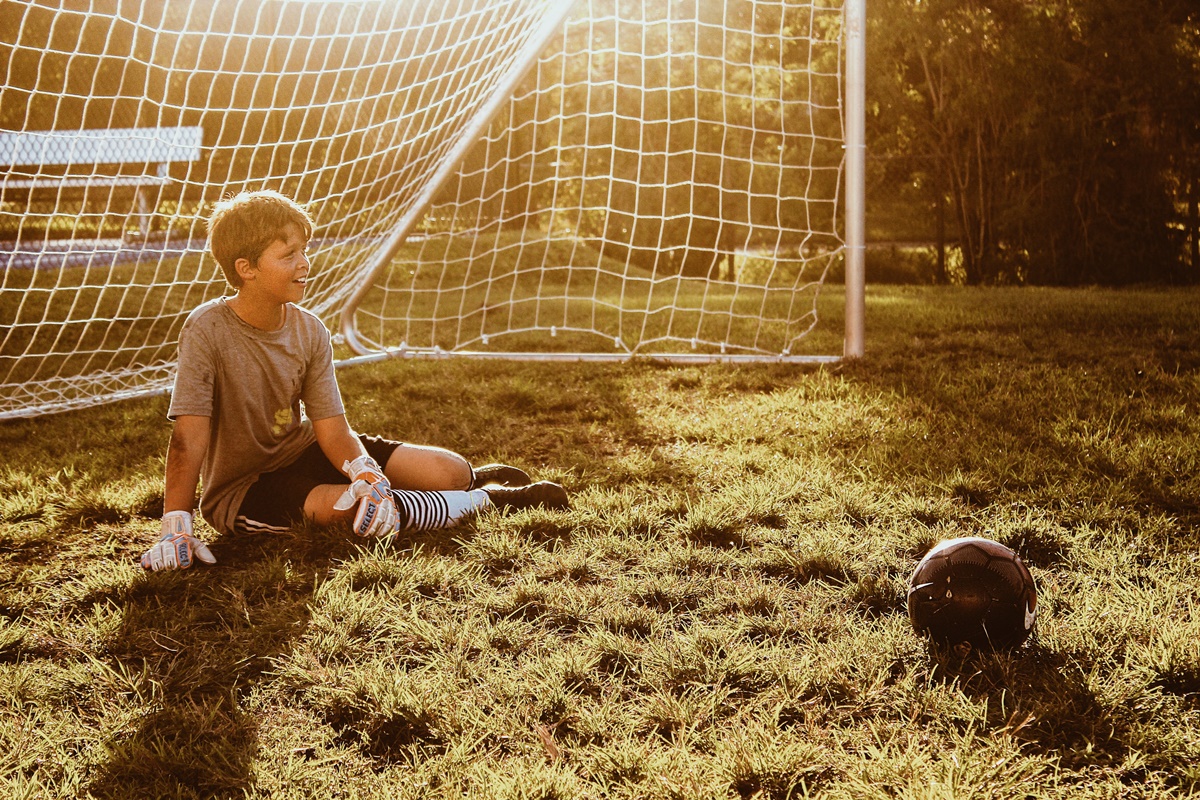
[907,537,1037,651]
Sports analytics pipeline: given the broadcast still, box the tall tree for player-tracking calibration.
[869,0,1200,285]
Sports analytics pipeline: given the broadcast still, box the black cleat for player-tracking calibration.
[472,463,532,489]
[484,481,569,512]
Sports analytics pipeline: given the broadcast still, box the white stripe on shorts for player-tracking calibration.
[235,515,292,536]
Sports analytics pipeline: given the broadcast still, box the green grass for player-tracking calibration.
[1,285,1199,798]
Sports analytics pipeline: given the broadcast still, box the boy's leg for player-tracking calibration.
[369,443,567,529]
[241,436,565,534]
[303,478,568,531]
[378,443,533,491]
[382,443,473,491]
[303,481,493,528]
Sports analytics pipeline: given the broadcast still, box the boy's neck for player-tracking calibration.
[227,293,287,331]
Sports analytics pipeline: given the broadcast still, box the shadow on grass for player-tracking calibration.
[925,642,1150,777]
[90,505,557,798]
[84,529,353,799]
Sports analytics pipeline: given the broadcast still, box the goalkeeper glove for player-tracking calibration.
[334,455,398,537]
[140,510,216,571]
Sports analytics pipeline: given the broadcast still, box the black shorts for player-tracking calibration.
[234,434,402,534]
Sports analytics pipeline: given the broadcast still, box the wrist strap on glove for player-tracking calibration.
[161,509,193,538]
[343,455,384,481]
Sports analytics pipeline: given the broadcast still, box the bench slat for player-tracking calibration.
[1,176,173,190]
[0,126,203,168]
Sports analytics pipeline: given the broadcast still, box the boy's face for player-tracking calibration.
[240,224,311,305]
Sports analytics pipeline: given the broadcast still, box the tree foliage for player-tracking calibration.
[869,0,1200,285]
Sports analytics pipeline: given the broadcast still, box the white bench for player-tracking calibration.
[0,126,203,240]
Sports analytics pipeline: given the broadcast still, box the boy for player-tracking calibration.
[141,190,567,571]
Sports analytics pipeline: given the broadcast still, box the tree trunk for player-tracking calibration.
[935,166,947,284]
[1190,170,1199,279]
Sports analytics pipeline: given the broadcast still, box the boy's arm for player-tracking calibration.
[164,415,211,513]
[311,413,369,472]
[141,415,216,571]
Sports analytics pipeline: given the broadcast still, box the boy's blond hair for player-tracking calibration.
[207,190,314,288]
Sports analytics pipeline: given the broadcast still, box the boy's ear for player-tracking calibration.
[233,256,256,283]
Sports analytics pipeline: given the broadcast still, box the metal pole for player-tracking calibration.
[339,0,579,355]
[334,349,844,368]
[844,0,866,358]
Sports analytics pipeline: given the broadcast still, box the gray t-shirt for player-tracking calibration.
[168,297,345,535]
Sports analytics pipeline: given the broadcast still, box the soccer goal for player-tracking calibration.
[0,0,865,420]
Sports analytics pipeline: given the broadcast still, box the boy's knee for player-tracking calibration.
[442,452,473,491]
[384,444,473,491]
[417,448,471,490]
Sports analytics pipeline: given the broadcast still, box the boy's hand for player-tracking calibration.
[140,510,217,570]
[335,456,398,537]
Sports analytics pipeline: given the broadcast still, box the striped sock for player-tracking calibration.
[391,489,492,531]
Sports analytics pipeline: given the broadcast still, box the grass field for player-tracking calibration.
[1,285,1199,798]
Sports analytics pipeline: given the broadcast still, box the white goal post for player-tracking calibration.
[0,0,865,420]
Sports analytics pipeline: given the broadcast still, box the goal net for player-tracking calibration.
[0,0,857,420]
